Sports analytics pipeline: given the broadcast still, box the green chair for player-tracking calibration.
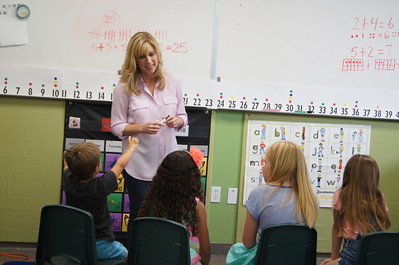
[36,204,126,265]
[253,224,317,265]
[354,231,399,265]
[127,217,190,265]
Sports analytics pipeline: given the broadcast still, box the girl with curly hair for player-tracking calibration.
[139,148,211,265]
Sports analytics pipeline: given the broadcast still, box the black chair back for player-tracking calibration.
[355,231,399,265]
[128,217,191,265]
[254,224,317,265]
[36,204,125,265]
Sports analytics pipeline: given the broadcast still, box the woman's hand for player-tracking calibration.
[142,122,162,134]
[165,115,183,128]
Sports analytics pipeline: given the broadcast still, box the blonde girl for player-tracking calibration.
[242,140,319,249]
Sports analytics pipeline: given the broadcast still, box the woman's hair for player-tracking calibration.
[119,31,166,95]
[139,150,203,235]
[337,154,390,235]
[265,141,318,227]
[64,142,100,181]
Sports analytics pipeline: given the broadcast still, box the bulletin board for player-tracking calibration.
[62,101,211,242]
[243,120,371,207]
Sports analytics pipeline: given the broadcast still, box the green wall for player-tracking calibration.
[0,97,398,254]
[0,96,65,242]
[207,110,399,252]
[206,110,245,243]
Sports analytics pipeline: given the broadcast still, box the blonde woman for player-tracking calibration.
[111,32,188,229]
[227,141,318,265]
[321,155,390,265]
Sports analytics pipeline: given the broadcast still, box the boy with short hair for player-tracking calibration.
[63,136,139,260]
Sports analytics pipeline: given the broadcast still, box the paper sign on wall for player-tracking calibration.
[244,120,371,207]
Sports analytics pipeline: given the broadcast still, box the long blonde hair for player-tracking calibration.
[265,141,318,227]
[337,154,390,235]
[119,32,166,95]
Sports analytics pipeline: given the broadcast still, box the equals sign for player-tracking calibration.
[377,49,384,55]
[166,46,172,50]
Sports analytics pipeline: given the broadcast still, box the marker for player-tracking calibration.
[294,111,307,113]
[161,115,170,125]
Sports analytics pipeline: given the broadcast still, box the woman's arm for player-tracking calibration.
[172,75,188,129]
[111,86,162,136]
[111,85,131,139]
[242,209,259,249]
[164,115,184,129]
[123,122,162,136]
[197,201,211,265]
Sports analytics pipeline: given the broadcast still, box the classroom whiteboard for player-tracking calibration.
[0,0,398,120]
[0,0,215,77]
[216,0,399,92]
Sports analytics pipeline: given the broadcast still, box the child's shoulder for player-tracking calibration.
[95,171,118,188]
[247,185,273,201]
[332,188,342,210]
[197,199,205,208]
[62,168,74,181]
[334,188,342,198]
[95,171,117,182]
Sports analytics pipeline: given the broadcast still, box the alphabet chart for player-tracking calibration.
[244,120,371,207]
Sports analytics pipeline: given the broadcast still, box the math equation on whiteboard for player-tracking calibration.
[342,17,399,72]
[89,29,189,54]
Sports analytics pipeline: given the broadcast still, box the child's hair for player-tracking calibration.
[139,150,203,235]
[337,154,390,235]
[265,141,318,227]
[64,142,101,181]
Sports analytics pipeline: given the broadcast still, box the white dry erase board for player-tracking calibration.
[0,0,398,120]
[0,0,214,75]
